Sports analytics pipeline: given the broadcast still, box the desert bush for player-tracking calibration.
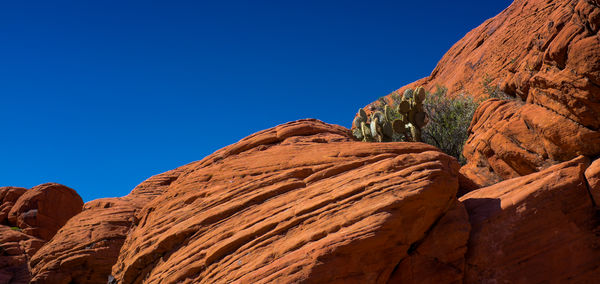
[353,85,482,165]
[481,74,514,100]
[422,86,479,165]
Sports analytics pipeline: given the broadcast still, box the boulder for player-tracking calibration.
[0,187,27,225]
[0,225,45,284]
[109,119,462,284]
[460,156,600,283]
[29,167,189,284]
[460,98,600,187]
[585,157,600,207]
[8,183,83,241]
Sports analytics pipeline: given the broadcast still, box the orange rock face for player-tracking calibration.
[0,183,83,283]
[460,97,600,187]
[29,168,190,284]
[585,158,600,207]
[370,0,600,186]
[460,156,600,283]
[381,0,600,101]
[109,119,463,283]
[387,200,470,284]
[0,187,27,225]
[8,183,83,241]
[0,224,45,284]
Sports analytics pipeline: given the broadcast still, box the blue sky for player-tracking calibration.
[0,1,512,202]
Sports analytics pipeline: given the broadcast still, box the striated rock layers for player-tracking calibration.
[7,120,600,283]
[371,0,600,187]
[0,183,83,284]
[0,225,45,284]
[29,167,191,284]
[108,119,464,283]
[8,183,83,242]
[460,156,600,283]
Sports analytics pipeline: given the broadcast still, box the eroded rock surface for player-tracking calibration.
[387,200,470,284]
[369,0,600,186]
[460,98,600,187]
[29,168,190,284]
[0,225,45,284]
[7,183,83,242]
[460,156,600,283]
[109,119,461,284]
[0,187,27,225]
[585,157,600,207]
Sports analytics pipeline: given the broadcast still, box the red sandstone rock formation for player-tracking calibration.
[370,0,600,187]
[585,157,600,207]
[0,225,45,284]
[0,187,27,225]
[29,167,190,284]
[8,183,83,241]
[109,119,465,283]
[5,0,600,283]
[0,183,82,283]
[460,156,600,282]
[387,200,470,284]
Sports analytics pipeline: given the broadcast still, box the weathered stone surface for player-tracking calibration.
[29,168,190,284]
[0,225,45,284]
[369,0,600,185]
[7,183,83,241]
[460,156,600,283]
[585,157,600,207]
[463,96,600,186]
[110,119,461,284]
[379,0,600,102]
[387,200,470,284]
[0,187,27,225]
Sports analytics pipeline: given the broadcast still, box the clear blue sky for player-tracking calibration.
[0,1,512,202]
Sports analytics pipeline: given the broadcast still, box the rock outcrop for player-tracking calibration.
[4,0,600,283]
[0,187,27,225]
[0,183,82,284]
[371,0,600,187]
[585,157,600,207]
[8,183,83,241]
[0,226,45,284]
[29,168,190,284]
[108,119,465,283]
[460,156,600,283]
[387,200,470,284]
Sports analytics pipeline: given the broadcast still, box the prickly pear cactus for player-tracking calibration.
[351,86,428,142]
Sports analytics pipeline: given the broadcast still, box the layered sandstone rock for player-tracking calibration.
[0,187,27,225]
[0,183,83,283]
[460,156,600,283]
[585,158,600,207]
[109,119,464,284]
[7,183,83,241]
[29,168,190,284]
[380,0,600,101]
[0,225,45,284]
[370,0,600,187]
[387,200,470,284]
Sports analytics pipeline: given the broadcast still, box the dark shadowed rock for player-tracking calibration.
[460,156,600,283]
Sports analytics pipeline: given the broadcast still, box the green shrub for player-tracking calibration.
[10,226,21,231]
[422,86,479,165]
[481,74,513,100]
[353,81,506,165]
